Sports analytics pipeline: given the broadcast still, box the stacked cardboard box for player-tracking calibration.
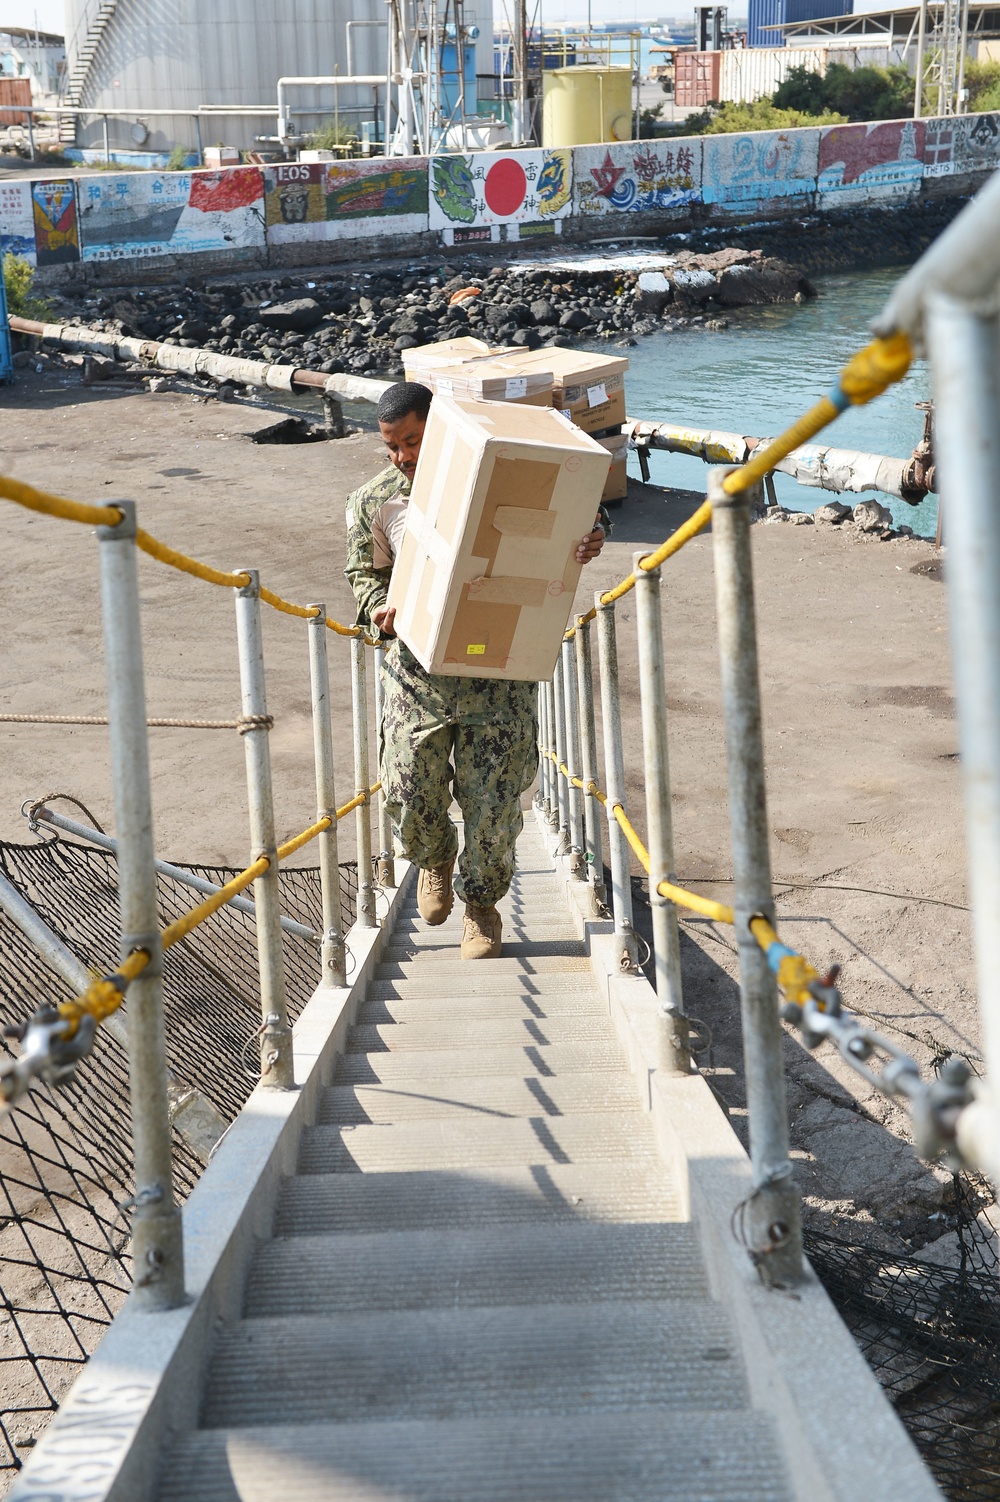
[406,357,553,407]
[386,395,612,681]
[597,432,629,502]
[494,348,629,435]
[402,337,499,378]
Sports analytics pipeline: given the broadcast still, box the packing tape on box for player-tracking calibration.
[493,506,557,540]
[467,575,550,607]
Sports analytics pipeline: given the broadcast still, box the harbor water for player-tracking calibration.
[599,264,937,536]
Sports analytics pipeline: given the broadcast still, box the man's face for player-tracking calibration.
[379,411,427,482]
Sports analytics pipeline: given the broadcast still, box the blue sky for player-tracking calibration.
[1,0,64,34]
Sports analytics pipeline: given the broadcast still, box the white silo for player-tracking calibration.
[62,0,425,159]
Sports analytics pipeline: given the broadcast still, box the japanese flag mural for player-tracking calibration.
[429,150,573,241]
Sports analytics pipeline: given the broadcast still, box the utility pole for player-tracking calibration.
[513,0,528,144]
[914,0,926,117]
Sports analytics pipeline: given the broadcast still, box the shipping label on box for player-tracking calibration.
[386,396,612,681]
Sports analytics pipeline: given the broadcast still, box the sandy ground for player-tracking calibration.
[0,365,979,1257]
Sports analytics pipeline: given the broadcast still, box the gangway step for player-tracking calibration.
[298,1112,656,1173]
[160,1410,789,1502]
[347,1014,618,1053]
[358,990,607,1024]
[273,1162,684,1236]
[320,1070,640,1123]
[373,953,593,980]
[380,927,584,952]
[248,1222,709,1315]
[201,1300,741,1428]
[365,970,603,1000]
[335,1040,628,1083]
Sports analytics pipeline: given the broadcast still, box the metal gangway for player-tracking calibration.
[2,174,1000,1502]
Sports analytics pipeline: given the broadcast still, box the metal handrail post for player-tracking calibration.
[709,471,802,1284]
[543,679,559,829]
[351,636,377,927]
[307,605,347,988]
[925,292,1000,1182]
[372,643,396,889]
[561,638,586,878]
[633,551,689,1074]
[552,655,570,848]
[595,595,637,969]
[535,683,550,819]
[96,502,184,1309]
[574,619,606,906]
[234,570,294,1089]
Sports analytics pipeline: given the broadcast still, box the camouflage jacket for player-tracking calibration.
[344,460,613,630]
[344,463,412,629]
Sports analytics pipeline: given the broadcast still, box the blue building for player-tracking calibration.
[748,0,852,48]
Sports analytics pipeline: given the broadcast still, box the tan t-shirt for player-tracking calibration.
[371,494,410,570]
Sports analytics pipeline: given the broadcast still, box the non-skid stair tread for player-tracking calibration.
[348,1015,618,1053]
[273,1163,684,1237]
[373,955,593,980]
[202,1300,742,1428]
[320,1072,641,1124]
[158,1411,792,1502]
[358,992,606,1026]
[298,1112,656,1173]
[335,1040,628,1083]
[366,972,602,999]
[247,1222,708,1316]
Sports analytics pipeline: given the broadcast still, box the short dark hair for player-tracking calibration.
[376,381,432,426]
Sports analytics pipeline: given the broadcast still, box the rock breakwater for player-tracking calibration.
[40,249,815,384]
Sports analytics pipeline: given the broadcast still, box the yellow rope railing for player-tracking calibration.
[0,477,367,642]
[55,782,381,1036]
[564,332,914,641]
[542,748,832,1007]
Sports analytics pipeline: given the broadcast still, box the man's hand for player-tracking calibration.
[575,526,606,565]
[371,604,397,637]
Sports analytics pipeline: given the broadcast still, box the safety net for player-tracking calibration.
[0,838,356,1478]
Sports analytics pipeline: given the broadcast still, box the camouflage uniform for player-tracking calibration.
[345,464,539,907]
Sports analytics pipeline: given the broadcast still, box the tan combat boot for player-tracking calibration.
[416,860,455,925]
[461,903,502,960]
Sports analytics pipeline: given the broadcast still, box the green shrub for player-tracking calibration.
[701,98,846,132]
[306,119,360,153]
[166,144,190,171]
[773,62,914,121]
[3,252,52,320]
[964,58,1000,110]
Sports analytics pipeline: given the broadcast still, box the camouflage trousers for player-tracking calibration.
[380,641,538,907]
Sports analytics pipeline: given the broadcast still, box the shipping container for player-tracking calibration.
[674,50,722,108]
[0,78,33,126]
[720,45,826,101]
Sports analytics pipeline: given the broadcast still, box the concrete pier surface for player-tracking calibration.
[0,365,975,1260]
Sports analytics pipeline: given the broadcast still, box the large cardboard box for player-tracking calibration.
[386,396,611,680]
[597,432,629,502]
[496,347,629,433]
[410,357,554,408]
[403,337,500,378]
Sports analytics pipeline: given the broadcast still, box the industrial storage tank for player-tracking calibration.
[63,0,493,160]
[541,67,633,148]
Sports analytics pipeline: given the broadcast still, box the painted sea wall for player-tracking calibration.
[4,111,998,282]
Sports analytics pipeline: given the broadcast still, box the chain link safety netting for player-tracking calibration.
[0,839,358,1480]
[804,1175,1000,1502]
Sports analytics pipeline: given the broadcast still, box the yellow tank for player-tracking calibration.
[541,66,633,148]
